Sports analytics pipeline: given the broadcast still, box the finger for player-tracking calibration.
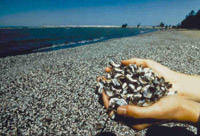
[102,91,115,118]
[132,119,166,131]
[121,58,149,67]
[115,113,166,130]
[105,67,112,73]
[132,123,152,131]
[96,76,106,82]
[116,104,161,119]
[102,91,109,110]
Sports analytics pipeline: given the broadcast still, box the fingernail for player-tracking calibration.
[117,107,127,115]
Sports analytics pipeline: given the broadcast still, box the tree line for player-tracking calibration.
[158,9,200,29]
[181,10,200,29]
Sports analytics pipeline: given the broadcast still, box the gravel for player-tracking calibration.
[0,30,200,135]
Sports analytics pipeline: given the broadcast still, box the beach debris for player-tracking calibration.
[96,60,177,119]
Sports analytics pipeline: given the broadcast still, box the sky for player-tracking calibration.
[0,0,200,26]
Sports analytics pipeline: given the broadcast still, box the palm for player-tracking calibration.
[106,58,181,94]
[102,90,180,130]
[143,60,181,93]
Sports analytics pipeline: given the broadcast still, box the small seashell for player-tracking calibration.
[134,92,142,99]
[97,82,104,94]
[165,82,172,89]
[145,73,154,81]
[142,85,151,91]
[154,89,162,97]
[142,101,153,107]
[143,68,150,73]
[161,87,165,91]
[111,86,122,94]
[137,67,143,73]
[143,89,152,98]
[114,68,124,73]
[139,76,147,84]
[109,98,116,109]
[114,73,123,78]
[111,78,121,86]
[106,90,114,97]
[128,84,135,91]
[122,82,128,89]
[128,64,136,73]
[125,75,137,83]
[115,98,127,106]
[126,94,134,99]
[167,90,177,95]
[96,59,177,117]
[153,79,160,85]
[106,73,111,79]
[136,86,142,92]
[109,60,120,68]
[111,113,116,120]
[105,79,112,84]
[122,89,127,94]
[159,77,165,83]
[137,99,146,106]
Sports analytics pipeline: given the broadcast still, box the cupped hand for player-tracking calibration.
[106,58,186,99]
[102,91,200,130]
[102,58,200,130]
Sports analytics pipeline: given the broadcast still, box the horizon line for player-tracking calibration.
[0,25,159,29]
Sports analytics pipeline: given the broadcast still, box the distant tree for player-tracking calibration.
[137,23,140,28]
[121,23,128,28]
[196,10,200,29]
[177,23,181,28]
[180,9,200,29]
[196,10,200,17]
[172,25,177,29]
[159,22,165,27]
[189,10,195,16]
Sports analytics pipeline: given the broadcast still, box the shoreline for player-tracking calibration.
[0,28,157,58]
[0,25,160,29]
[0,30,200,135]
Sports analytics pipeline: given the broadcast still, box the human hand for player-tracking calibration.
[105,58,198,101]
[101,58,200,130]
[102,90,200,130]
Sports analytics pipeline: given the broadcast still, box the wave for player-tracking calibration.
[0,27,158,57]
[33,37,105,52]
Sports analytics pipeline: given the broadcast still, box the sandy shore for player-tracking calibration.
[0,30,200,135]
[181,29,200,38]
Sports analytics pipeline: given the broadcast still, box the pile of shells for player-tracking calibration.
[96,60,177,119]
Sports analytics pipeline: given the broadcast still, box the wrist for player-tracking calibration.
[177,73,200,102]
[177,97,200,124]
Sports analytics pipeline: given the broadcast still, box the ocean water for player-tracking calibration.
[0,27,157,57]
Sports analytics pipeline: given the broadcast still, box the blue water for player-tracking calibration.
[0,27,157,57]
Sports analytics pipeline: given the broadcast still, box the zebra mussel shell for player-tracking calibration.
[96,60,177,119]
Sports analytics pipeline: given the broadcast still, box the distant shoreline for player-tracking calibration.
[0,27,157,58]
[0,25,160,29]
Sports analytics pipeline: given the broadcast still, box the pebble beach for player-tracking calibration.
[0,30,200,135]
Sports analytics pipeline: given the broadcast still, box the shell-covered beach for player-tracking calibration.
[0,30,200,135]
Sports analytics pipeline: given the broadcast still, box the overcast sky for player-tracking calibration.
[0,0,200,26]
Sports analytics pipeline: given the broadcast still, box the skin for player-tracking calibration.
[101,58,200,130]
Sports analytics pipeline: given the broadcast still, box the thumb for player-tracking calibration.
[121,59,135,66]
[116,105,158,119]
[121,58,148,67]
